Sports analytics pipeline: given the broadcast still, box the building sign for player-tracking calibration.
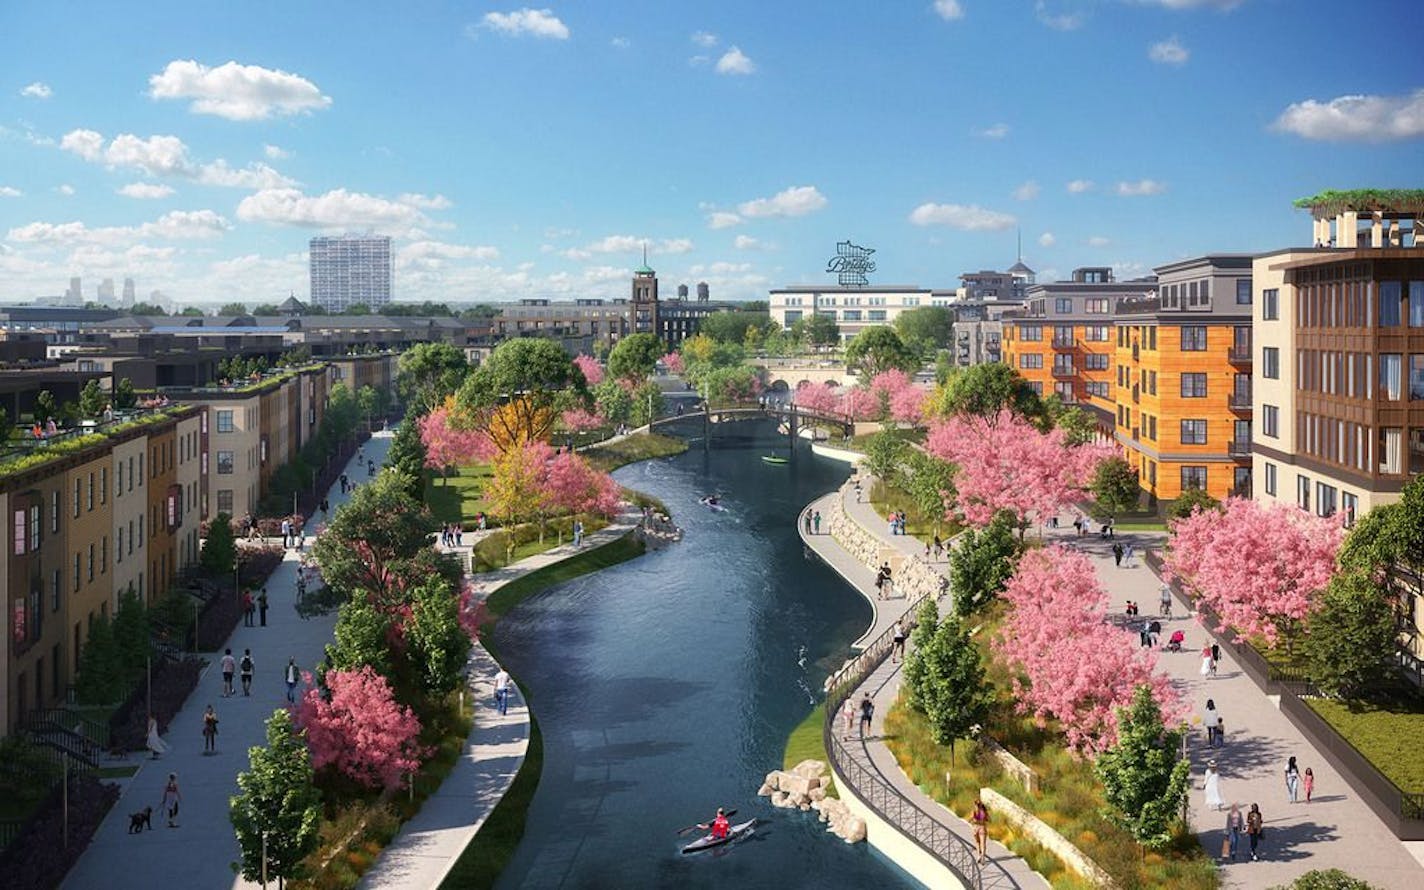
[826,241,876,287]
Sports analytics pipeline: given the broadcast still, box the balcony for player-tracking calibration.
[1227,391,1252,411]
[1228,346,1253,366]
[1228,440,1253,457]
[1052,366,1077,378]
[1052,336,1077,349]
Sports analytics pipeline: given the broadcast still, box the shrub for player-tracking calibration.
[0,777,119,890]
[109,656,201,750]
[1273,870,1381,890]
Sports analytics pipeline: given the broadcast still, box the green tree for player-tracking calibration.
[899,451,956,536]
[219,302,249,316]
[861,429,907,483]
[79,379,108,418]
[252,303,281,315]
[902,598,939,714]
[949,512,1021,616]
[325,598,394,678]
[1090,457,1141,521]
[1166,488,1221,521]
[592,378,633,426]
[385,420,427,499]
[357,385,380,430]
[795,313,840,348]
[607,333,664,381]
[1044,396,1098,445]
[114,377,138,410]
[312,471,438,603]
[844,326,919,378]
[894,306,954,358]
[202,513,237,576]
[629,379,665,427]
[397,342,470,414]
[177,306,205,317]
[75,613,122,705]
[1304,571,1399,699]
[344,302,372,315]
[1094,685,1191,850]
[936,362,1043,422]
[230,709,323,887]
[404,577,471,698]
[698,311,767,345]
[111,587,149,677]
[456,337,588,446]
[130,302,168,315]
[323,385,360,445]
[908,611,992,763]
[33,390,57,424]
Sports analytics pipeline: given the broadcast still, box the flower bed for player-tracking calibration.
[0,777,118,890]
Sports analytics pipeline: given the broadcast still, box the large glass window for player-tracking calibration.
[1410,355,1424,400]
[1181,466,1208,491]
[1181,373,1207,398]
[1410,282,1424,327]
[1019,354,1042,369]
[1236,279,1253,304]
[1380,427,1402,473]
[216,451,235,475]
[1316,482,1337,517]
[1264,462,1277,496]
[217,410,235,433]
[1085,353,1109,370]
[1263,404,1279,438]
[1180,420,1208,444]
[1180,326,1208,351]
[1262,347,1280,379]
[1297,475,1311,511]
[1380,354,1402,400]
[1263,288,1279,320]
[217,490,234,515]
[1020,325,1042,342]
[1381,281,1403,326]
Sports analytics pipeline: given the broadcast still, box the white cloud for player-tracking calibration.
[933,1,965,21]
[7,210,230,245]
[118,182,176,200]
[975,123,1010,139]
[908,203,1017,230]
[562,235,695,261]
[1012,180,1040,201]
[1087,235,1111,247]
[60,129,297,189]
[1148,36,1190,65]
[689,261,752,275]
[691,31,719,47]
[707,211,742,229]
[481,8,570,40]
[734,235,769,250]
[55,184,75,196]
[236,188,427,234]
[1035,1,1084,30]
[193,160,295,189]
[716,47,756,76]
[610,37,630,49]
[143,209,231,239]
[398,192,452,210]
[20,82,52,99]
[1116,179,1167,196]
[397,240,500,267]
[263,144,290,160]
[0,186,21,198]
[1272,89,1424,142]
[148,59,331,121]
[1038,232,1056,247]
[582,265,627,284]
[737,185,827,219]
[1066,179,1095,194]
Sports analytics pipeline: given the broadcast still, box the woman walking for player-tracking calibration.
[1246,803,1264,860]
[161,773,182,828]
[1200,644,1214,678]
[1224,803,1244,861]
[145,714,168,760]
[841,697,856,740]
[970,797,990,864]
[1202,760,1224,811]
[1285,756,1301,803]
[202,705,219,754]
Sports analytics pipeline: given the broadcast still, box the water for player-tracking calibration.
[492,421,918,889]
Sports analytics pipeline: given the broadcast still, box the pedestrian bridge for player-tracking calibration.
[646,403,855,439]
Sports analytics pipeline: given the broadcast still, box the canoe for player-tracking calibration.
[681,818,757,854]
[699,498,727,512]
[761,455,788,465]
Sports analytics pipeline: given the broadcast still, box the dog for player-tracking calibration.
[128,806,153,833]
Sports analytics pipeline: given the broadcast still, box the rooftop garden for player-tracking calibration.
[0,406,187,481]
[1293,188,1424,217]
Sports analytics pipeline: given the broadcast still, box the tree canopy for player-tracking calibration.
[791,313,840,348]
[844,326,919,378]
[229,709,323,885]
[1094,685,1191,850]
[397,342,470,414]
[894,306,954,357]
[936,362,1043,423]
[455,337,588,449]
[607,333,663,381]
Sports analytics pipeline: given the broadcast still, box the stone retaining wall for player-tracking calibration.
[980,738,1039,795]
[827,481,944,606]
[981,788,1118,889]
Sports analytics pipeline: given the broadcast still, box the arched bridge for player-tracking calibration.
[645,403,855,439]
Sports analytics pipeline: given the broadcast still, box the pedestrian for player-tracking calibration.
[242,590,254,627]
[841,697,856,740]
[1112,543,1124,567]
[892,620,906,663]
[804,509,812,534]
[494,668,511,715]
[239,649,254,696]
[285,657,300,703]
[220,648,236,697]
[202,705,218,754]
[1204,699,1220,747]
[1202,759,1224,810]
[320,498,329,518]
[1139,622,1151,649]
[1200,644,1214,678]
[1224,803,1244,861]
[932,534,943,561]
[1211,642,1221,671]
[573,519,584,547]
[971,797,990,864]
[1072,517,1082,536]
[280,517,291,549]
[813,510,821,534]
[160,773,182,828]
[858,693,874,736]
[1304,767,1314,803]
[1215,716,1226,748]
[258,589,269,627]
[145,714,169,759]
[874,567,886,600]
[1123,543,1135,567]
[478,512,487,532]
[455,524,463,546]
[854,478,863,503]
[1246,803,1264,860]
[1148,619,1161,647]
[880,563,893,599]
[1160,583,1173,617]
[1106,518,1115,538]
[1285,756,1301,803]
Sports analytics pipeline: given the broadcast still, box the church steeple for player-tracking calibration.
[635,241,654,276]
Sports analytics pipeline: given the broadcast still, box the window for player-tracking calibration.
[1263,288,1279,320]
[128,456,134,491]
[1297,475,1312,511]
[1148,370,1157,395]
[1380,354,1402,400]
[1342,491,1359,526]
[1259,346,1280,379]
[13,509,25,556]
[1380,281,1402,326]
[73,479,81,517]
[1264,462,1277,496]
[1411,282,1424,327]
[1085,353,1109,370]
[138,453,144,485]
[1180,373,1207,398]
[217,490,234,515]
[1084,325,1110,341]
[73,553,80,592]
[29,506,40,552]
[1181,466,1208,491]
[138,514,144,546]
[217,451,235,475]
[1236,279,1253,305]
[1380,427,1402,473]
[1019,354,1043,369]
[1180,420,1208,445]
[1054,381,1073,400]
[1020,325,1042,342]
[1180,325,1208,351]
[1234,467,1252,497]
[1055,298,1072,313]
[51,491,59,533]
[1316,483,1338,517]
[117,527,123,564]
[1409,355,1424,400]
[1263,404,1279,438]
[1085,298,1109,314]
[100,468,107,505]
[87,473,94,511]
[1086,381,1109,397]
[867,310,886,322]
[88,544,94,582]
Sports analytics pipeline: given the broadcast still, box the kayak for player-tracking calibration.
[681,818,757,854]
[699,497,727,512]
[761,455,788,465]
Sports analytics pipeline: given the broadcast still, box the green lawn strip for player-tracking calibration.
[782,703,837,798]
[582,432,687,474]
[97,765,140,779]
[1305,697,1424,793]
[847,426,925,454]
[867,478,958,546]
[1112,521,1168,532]
[470,516,614,573]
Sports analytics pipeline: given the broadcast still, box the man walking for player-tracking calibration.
[258,588,269,627]
[1112,542,1124,567]
[1160,583,1174,617]
[859,693,875,737]
[573,519,583,548]
[803,509,812,535]
[220,648,235,697]
[284,657,300,703]
[239,649,254,697]
[494,668,511,716]
[812,510,821,534]
[280,517,291,549]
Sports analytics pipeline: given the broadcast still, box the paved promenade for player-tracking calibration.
[64,432,395,890]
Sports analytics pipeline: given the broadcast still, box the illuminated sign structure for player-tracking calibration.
[825,241,876,287]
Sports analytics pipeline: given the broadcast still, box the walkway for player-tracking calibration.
[1042,520,1424,890]
[357,511,640,890]
[65,432,396,890]
[801,478,1049,890]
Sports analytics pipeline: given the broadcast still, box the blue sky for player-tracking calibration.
[1,1,1421,306]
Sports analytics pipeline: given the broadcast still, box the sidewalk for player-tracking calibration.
[64,432,395,890]
[1042,520,1424,890]
[802,480,1049,890]
[357,512,640,890]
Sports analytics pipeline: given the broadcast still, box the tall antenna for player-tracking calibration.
[1016,227,1022,263]
[642,241,648,267]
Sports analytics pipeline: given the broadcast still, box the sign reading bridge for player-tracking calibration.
[825,241,876,287]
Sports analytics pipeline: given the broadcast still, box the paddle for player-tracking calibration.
[676,809,737,836]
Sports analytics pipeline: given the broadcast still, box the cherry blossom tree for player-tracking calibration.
[294,666,426,790]
[995,546,1180,756]
[926,409,1111,528]
[839,386,879,422]
[661,352,685,375]
[868,369,927,424]
[794,381,841,414]
[418,405,494,481]
[572,354,604,387]
[560,407,603,432]
[1165,496,1344,648]
[545,451,621,518]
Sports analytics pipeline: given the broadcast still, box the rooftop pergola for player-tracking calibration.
[1294,189,1424,248]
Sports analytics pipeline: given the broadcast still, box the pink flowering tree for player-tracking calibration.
[418,405,493,483]
[926,410,1112,528]
[572,354,604,387]
[560,407,603,433]
[839,386,880,422]
[868,370,917,422]
[996,546,1180,756]
[794,381,842,416]
[661,352,685,375]
[295,666,426,790]
[545,451,622,518]
[1165,497,1344,649]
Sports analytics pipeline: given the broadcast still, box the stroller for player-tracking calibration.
[1166,629,1186,652]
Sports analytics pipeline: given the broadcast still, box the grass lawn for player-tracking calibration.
[470,516,611,572]
[97,764,140,779]
[847,426,925,454]
[1305,696,1424,793]
[1112,521,1168,533]
[782,703,837,798]
[868,478,958,545]
[582,432,687,474]
[425,464,493,526]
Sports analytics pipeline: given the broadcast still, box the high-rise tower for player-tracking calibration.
[309,235,392,312]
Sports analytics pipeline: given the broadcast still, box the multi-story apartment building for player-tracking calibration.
[110,435,149,604]
[769,286,945,344]
[309,235,392,312]
[1113,256,1256,502]
[174,409,206,573]
[66,452,114,686]
[146,425,179,599]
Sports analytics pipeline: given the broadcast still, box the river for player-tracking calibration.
[492,421,918,888]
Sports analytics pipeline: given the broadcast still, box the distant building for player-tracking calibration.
[65,277,82,307]
[122,277,135,306]
[309,235,392,312]
[97,278,115,304]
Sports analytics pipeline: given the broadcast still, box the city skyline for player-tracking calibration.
[1,1,1420,305]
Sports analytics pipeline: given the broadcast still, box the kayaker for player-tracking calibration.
[698,808,731,840]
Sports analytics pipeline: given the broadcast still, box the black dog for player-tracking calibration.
[128,806,152,833]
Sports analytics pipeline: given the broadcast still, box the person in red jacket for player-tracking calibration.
[699,808,730,840]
